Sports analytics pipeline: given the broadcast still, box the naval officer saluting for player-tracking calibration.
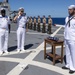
[14,7,28,52]
[0,8,10,55]
[62,5,75,74]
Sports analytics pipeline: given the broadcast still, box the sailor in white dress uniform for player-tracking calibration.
[14,7,28,52]
[0,8,10,55]
[62,5,75,74]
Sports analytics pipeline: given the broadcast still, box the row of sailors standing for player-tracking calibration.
[26,15,53,34]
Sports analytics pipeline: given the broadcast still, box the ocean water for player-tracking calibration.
[52,18,65,25]
[34,18,65,25]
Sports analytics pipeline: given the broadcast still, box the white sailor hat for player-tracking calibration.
[19,7,24,11]
[0,8,6,11]
[68,5,75,9]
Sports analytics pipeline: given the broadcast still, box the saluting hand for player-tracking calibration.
[18,11,21,16]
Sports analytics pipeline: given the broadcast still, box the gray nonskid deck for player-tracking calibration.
[0,25,74,75]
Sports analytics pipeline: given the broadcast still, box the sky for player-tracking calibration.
[0,0,75,17]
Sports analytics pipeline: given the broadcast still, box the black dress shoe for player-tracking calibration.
[62,66,69,69]
[69,70,75,74]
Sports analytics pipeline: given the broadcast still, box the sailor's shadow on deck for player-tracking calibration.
[8,44,33,52]
[25,44,33,50]
[8,46,17,52]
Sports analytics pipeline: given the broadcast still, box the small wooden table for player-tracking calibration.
[44,39,64,65]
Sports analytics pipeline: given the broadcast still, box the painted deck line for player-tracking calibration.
[6,27,63,75]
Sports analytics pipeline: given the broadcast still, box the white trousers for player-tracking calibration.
[0,29,8,52]
[65,40,75,71]
[17,27,25,50]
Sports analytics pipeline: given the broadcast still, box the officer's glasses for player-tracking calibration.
[21,11,24,12]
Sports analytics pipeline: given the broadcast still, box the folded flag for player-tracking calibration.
[47,36,59,42]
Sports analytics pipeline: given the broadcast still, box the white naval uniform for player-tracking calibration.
[64,16,75,71]
[0,15,10,52]
[17,15,27,50]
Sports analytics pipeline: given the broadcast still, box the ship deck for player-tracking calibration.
[0,23,74,75]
